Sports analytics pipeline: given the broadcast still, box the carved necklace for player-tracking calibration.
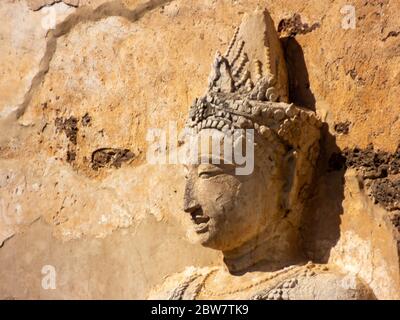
[194,264,303,298]
[169,262,318,300]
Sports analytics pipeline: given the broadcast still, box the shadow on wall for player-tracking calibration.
[301,123,345,263]
[281,36,344,263]
[280,33,400,299]
[281,37,316,111]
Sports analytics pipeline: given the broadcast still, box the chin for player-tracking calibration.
[189,223,226,249]
[193,230,212,245]
[197,233,228,251]
[191,229,218,248]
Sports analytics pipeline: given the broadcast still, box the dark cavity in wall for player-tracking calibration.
[91,148,135,170]
[278,13,320,38]
[334,121,351,135]
[55,116,78,144]
[81,113,91,126]
[329,144,400,211]
[66,150,76,163]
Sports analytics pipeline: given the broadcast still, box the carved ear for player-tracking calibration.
[281,149,297,216]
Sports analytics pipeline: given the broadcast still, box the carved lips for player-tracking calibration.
[190,207,210,233]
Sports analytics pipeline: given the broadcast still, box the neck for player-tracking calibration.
[222,223,304,274]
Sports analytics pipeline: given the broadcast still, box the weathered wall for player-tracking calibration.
[0,0,399,299]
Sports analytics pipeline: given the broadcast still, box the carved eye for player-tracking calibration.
[198,165,224,179]
[198,172,214,179]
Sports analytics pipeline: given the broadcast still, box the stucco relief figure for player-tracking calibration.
[149,9,374,300]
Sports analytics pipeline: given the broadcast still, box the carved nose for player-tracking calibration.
[184,199,200,213]
[183,184,200,213]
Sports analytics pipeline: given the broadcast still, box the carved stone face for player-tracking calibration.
[183,129,288,252]
[179,8,322,258]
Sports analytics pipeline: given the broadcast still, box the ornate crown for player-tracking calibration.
[185,10,321,153]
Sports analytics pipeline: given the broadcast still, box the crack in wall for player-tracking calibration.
[16,0,173,119]
[28,0,80,11]
[0,234,15,249]
[0,216,42,248]
[382,30,400,41]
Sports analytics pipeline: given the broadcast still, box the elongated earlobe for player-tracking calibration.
[281,149,297,216]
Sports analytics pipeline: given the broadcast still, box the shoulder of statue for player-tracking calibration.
[300,265,375,300]
[251,263,375,300]
[147,266,216,300]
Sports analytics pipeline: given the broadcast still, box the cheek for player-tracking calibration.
[233,175,268,228]
[196,176,240,217]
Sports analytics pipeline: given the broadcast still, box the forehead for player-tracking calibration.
[182,128,258,176]
[184,129,238,163]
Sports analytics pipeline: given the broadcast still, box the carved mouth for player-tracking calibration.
[190,207,210,233]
